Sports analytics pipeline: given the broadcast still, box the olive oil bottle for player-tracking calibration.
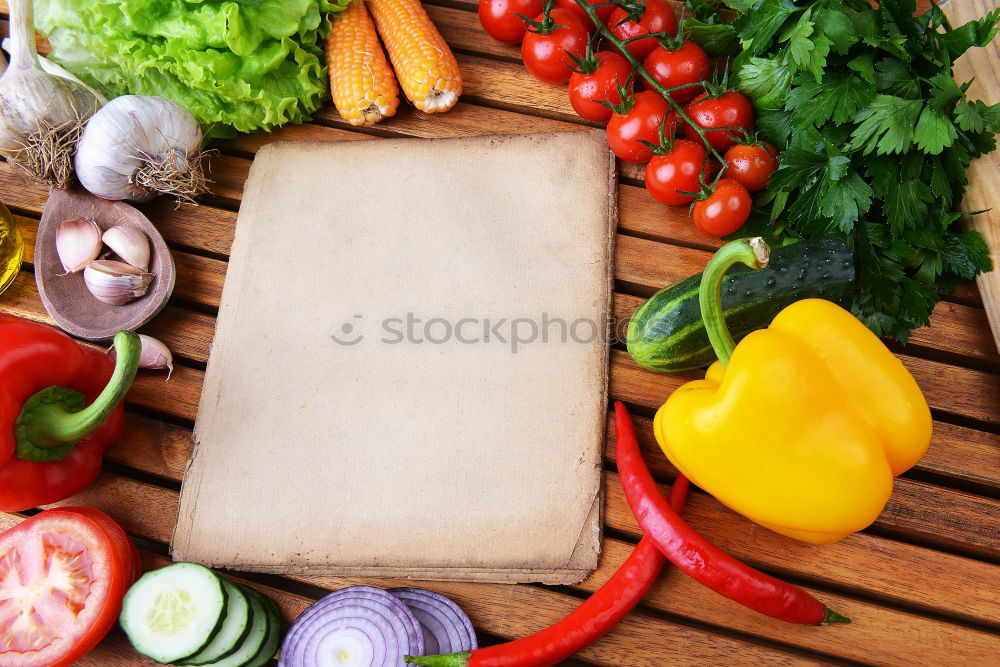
[0,202,23,297]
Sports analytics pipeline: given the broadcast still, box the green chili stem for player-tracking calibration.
[20,330,140,448]
[573,0,726,165]
[699,238,769,367]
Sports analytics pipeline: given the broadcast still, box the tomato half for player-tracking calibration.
[645,139,709,206]
[568,50,633,121]
[723,142,778,192]
[59,506,141,589]
[521,8,590,84]
[478,0,544,44]
[643,40,710,103]
[606,90,676,163]
[683,90,755,152]
[0,510,125,667]
[607,0,678,60]
[693,178,752,236]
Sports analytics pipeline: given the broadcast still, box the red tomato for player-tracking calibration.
[478,0,543,44]
[556,0,614,27]
[643,40,710,103]
[683,90,755,152]
[723,142,778,192]
[607,0,678,60]
[60,506,141,589]
[521,8,590,84]
[607,91,677,162]
[568,51,633,121]
[693,178,752,236]
[0,510,126,667]
[645,139,709,206]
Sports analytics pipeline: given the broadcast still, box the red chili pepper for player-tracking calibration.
[0,316,140,511]
[613,401,850,625]
[406,475,690,667]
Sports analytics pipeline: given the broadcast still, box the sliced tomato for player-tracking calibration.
[59,506,141,588]
[0,510,126,667]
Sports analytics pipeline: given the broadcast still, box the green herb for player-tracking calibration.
[35,0,352,138]
[696,0,999,341]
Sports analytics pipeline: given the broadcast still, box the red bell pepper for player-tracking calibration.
[0,315,140,511]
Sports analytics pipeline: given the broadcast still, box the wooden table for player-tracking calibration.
[2,1,999,664]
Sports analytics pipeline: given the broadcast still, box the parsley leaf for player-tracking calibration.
[851,95,922,155]
[734,55,793,108]
[913,105,956,154]
[785,71,875,127]
[955,99,1000,134]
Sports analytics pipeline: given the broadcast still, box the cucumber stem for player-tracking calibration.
[699,238,769,368]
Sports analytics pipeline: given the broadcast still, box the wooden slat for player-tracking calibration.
[96,416,1000,626]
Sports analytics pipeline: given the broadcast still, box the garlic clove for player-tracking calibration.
[109,333,173,380]
[55,217,102,273]
[102,225,150,271]
[83,259,153,305]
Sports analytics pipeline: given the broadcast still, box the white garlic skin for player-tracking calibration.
[102,225,150,271]
[74,95,203,202]
[55,217,102,273]
[109,333,173,379]
[83,259,153,305]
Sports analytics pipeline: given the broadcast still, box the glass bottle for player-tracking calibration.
[0,202,24,297]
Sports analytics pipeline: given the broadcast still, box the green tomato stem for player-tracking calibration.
[699,238,770,367]
[573,0,726,164]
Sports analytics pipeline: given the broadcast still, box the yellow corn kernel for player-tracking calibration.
[326,1,399,126]
[366,0,462,113]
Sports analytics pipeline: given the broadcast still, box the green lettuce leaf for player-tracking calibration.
[35,0,351,137]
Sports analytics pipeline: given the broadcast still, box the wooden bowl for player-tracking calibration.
[35,189,175,341]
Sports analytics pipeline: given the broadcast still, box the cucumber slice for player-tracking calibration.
[242,587,282,667]
[202,586,270,667]
[120,562,227,664]
[182,578,253,665]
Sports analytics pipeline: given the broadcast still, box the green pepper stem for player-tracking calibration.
[699,238,769,368]
[19,330,140,448]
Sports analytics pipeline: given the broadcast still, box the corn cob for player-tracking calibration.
[326,1,399,126]
[366,0,462,113]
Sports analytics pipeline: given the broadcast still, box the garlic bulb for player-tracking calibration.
[109,334,173,380]
[83,260,152,305]
[55,217,102,273]
[0,0,102,188]
[75,95,208,203]
[102,225,150,271]
[1,38,108,107]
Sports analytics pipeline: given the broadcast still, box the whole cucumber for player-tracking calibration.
[626,237,855,372]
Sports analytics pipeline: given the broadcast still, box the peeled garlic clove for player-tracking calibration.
[109,333,173,380]
[55,217,102,273]
[83,259,153,305]
[102,225,150,271]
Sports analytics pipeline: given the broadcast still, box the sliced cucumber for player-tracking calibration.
[202,586,271,667]
[242,586,282,667]
[120,562,227,664]
[182,578,253,665]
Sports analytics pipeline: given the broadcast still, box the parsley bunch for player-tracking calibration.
[690,0,999,341]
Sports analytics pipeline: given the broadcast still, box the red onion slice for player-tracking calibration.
[389,588,478,655]
[280,586,423,666]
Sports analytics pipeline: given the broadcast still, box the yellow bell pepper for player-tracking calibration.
[654,238,932,544]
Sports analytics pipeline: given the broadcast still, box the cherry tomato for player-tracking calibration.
[0,510,126,667]
[723,142,778,192]
[693,178,752,236]
[60,506,141,589]
[607,0,678,60]
[645,139,709,206]
[557,0,614,27]
[643,40,710,103]
[683,90,755,152]
[606,91,677,163]
[479,0,544,44]
[522,8,590,84]
[568,51,633,121]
